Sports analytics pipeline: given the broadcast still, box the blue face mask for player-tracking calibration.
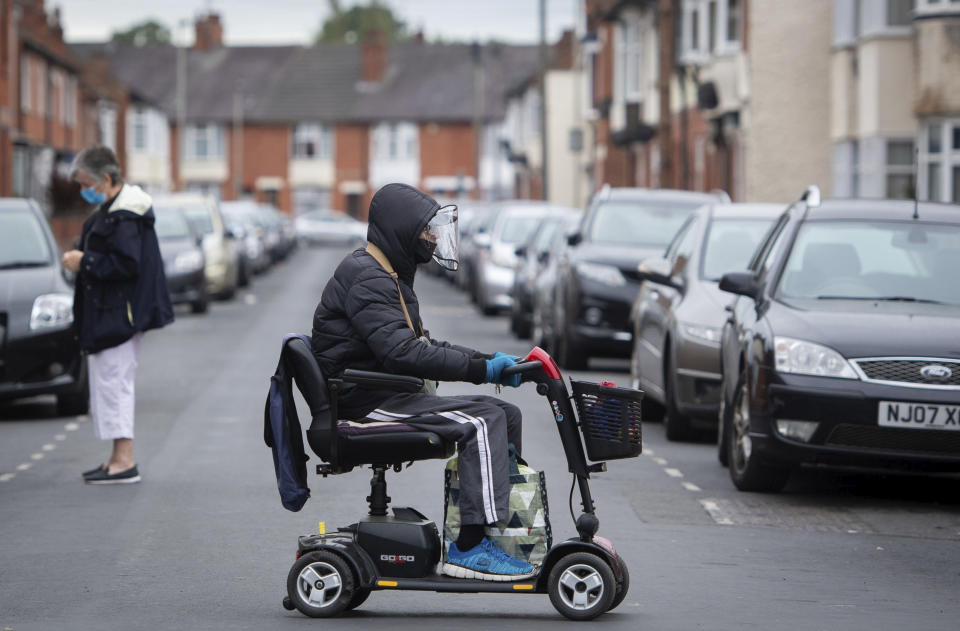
[80,187,107,206]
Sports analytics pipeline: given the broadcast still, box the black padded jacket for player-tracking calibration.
[311,183,489,418]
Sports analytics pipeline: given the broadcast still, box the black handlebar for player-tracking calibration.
[501,360,543,377]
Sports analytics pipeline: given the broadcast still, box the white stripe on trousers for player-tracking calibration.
[368,407,498,524]
[439,411,497,524]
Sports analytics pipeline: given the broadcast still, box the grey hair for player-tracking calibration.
[70,145,124,186]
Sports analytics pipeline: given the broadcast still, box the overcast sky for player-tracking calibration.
[61,0,580,46]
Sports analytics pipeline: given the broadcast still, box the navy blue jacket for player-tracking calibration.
[74,184,174,353]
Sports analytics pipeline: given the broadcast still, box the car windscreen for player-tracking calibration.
[498,215,542,245]
[701,219,774,281]
[178,206,215,235]
[588,201,701,247]
[154,209,193,240]
[776,220,960,305]
[532,220,561,254]
[0,208,51,268]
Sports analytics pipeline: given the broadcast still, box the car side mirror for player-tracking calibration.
[474,233,492,249]
[515,246,527,258]
[636,257,680,289]
[719,271,761,300]
[567,232,583,246]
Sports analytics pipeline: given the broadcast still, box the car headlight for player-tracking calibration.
[774,336,858,379]
[30,293,73,330]
[576,261,626,287]
[681,323,721,345]
[173,250,204,273]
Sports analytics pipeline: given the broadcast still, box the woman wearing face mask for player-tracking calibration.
[61,146,174,484]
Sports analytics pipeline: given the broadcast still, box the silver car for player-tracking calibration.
[153,194,240,299]
[475,201,576,315]
[630,203,781,441]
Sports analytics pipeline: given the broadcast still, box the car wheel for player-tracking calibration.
[717,387,731,466]
[727,372,790,492]
[630,340,663,421]
[663,350,693,442]
[531,309,546,349]
[286,551,355,618]
[57,369,89,417]
[191,288,209,314]
[556,323,587,370]
[548,552,616,621]
[512,304,531,339]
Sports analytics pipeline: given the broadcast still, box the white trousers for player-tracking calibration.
[87,333,143,441]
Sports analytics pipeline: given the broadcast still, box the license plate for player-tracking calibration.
[878,401,960,430]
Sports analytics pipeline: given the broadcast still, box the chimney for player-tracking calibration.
[551,29,575,70]
[361,29,388,83]
[194,12,223,51]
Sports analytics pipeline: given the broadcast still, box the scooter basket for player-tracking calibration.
[570,380,643,461]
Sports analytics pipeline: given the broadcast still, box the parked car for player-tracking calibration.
[262,204,298,259]
[630,203,781,440]
[457,202,500,298]
[475,201,576,315]
[0,198,87,415]
[510,210,581,339]
[553,187,730,369]
[153,194,240,299]
[257,204,293,261]
[153,206,208,314]
[531,216,581,352]
[717,187,960,492]
[295,209,367,247]
[221,200,271,277]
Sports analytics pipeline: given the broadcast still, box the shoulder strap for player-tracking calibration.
[365,243,422,336]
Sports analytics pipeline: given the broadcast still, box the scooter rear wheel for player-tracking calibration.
[548,552,616,620]
[286,551,355,618]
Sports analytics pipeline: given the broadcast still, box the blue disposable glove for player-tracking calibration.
[485,355,522,388]
[493,351,520,361]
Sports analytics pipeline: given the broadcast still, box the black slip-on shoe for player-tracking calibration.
[81,464,106,479]
[84,464,141,485]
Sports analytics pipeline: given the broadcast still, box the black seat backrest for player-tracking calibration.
[284,338,335,458]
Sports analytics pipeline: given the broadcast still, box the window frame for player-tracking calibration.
[918,118,960,203]
[184,123,224,161]
[292,123,333,160]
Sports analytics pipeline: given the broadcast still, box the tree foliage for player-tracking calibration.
[111,20,171,46]
[315,0,407,44]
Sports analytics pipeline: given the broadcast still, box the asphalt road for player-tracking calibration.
[2,245,959,631]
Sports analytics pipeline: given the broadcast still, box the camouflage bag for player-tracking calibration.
[443,452,552,567]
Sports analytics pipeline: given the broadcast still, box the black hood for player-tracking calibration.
[366,183,440,285]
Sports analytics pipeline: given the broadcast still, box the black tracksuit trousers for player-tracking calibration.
[357,393,522,526]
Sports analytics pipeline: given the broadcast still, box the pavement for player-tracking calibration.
[2,245,959,630]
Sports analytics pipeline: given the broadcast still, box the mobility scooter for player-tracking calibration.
[278,341,643,621]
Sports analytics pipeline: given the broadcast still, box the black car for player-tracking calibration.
[0,199,87,415]
[154,206,208,314]
[509,210,581,339]
[553,187,729,369]
[717,187,960,492]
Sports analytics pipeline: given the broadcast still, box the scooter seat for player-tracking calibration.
[282,336,455,468]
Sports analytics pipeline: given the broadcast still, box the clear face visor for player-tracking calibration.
[424,205,459,271]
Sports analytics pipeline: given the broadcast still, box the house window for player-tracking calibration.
[887,0,915,25]
[133,108,148,151]
[885,140,914,199]
[919,120,960,202]
[680,0,741,63]
[617,15,641,101]
[20,56,30,111]
[185,124,224,161]
[64,77,76,126]
[372,122,417,160]
[293,123,332,159]
[915,0,960,15]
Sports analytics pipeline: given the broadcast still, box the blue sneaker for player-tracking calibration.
[442,537,536,581]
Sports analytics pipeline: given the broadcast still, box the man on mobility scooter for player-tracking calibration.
[310,182,534,581]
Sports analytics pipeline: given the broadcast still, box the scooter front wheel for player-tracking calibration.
[547,552,616,621]
[286,551,355,618]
